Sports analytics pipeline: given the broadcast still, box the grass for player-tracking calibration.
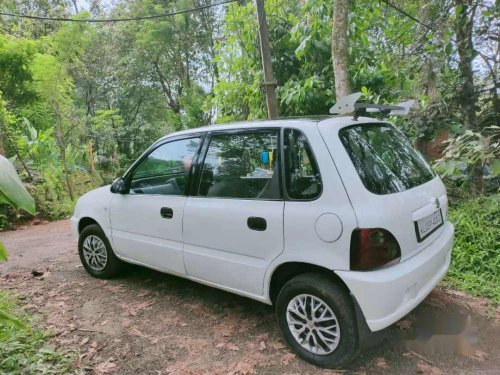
[445,194,500,304]
[0,291,74,374]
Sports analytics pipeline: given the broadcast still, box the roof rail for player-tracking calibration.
[329,92,415,119]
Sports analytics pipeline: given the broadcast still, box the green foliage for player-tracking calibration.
[0,291,74,373]
[446,195,500,303]
[434,127,500,182]
[29,169,102,220]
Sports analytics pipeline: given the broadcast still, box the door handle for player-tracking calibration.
[160,207,173,219]
[247,216,267,231]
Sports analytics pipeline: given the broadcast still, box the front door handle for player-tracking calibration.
[160,207,173,219]
[247,216,267,231]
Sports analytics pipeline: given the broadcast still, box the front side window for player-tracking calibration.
[198,131,280,199]
[339,123,435,194]
[284,129,322,200]
[129,137,200,195]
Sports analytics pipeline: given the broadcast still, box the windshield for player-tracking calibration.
[339,123,435,195]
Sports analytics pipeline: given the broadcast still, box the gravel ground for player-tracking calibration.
[0,220,499,374]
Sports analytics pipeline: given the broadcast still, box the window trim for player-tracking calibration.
[281,127,323,202]
[122,133,205,196]
[191,127,283,201]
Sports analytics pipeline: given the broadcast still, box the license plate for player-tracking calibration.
[415,209,443,242]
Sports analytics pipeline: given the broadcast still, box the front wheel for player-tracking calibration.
[276,273,359,369]
[78,224,123,279]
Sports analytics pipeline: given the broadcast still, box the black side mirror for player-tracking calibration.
[110,177,128,194]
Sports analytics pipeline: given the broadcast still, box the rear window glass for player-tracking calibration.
[339,123,435,194]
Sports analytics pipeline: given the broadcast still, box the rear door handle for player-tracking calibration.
[247,216,267,231]
[160,207,173,219]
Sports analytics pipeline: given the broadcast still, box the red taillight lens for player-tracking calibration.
[350,228,401,271]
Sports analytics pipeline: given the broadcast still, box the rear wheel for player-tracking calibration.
[276,273,358,369]
[78,224,123,279]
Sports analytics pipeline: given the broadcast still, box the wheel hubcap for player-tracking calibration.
[286,294,340,355]
[82,235,107,271]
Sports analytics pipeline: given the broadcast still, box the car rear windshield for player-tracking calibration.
[339,123,435,195]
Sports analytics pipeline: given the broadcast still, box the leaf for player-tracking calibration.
[94,360,118,374]
[216,342,239,351]
[374,357,390,369]
[0,155,35,215]
[491,159,500,176]
[396,319,412,331]
[416,363,445,375]
[280,352,296,365]
[0,308,25,328]
[0,241,7,262]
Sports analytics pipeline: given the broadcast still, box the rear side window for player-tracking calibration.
[339,123,435,195]
[284,129,322,200]
[198,131,281,199]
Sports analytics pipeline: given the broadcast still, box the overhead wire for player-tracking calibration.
[0,0,238,23]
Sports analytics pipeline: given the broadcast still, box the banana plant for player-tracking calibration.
[0,154,35,327]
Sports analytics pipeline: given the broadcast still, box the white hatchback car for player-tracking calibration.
[72,116,454,368]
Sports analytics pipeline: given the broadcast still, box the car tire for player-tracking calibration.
[276,273,359,369]
[78,224,123,279]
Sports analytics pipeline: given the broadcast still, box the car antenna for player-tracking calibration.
[329,93,415,120]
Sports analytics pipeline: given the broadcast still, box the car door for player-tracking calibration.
[109,136,201,275]
[183,129,284,297]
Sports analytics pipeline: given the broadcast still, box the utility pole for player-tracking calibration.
[254,0,278,119]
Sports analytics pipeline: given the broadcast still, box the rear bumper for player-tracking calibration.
[336,221,454,332]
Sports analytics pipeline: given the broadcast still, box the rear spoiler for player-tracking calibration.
[329,92,415,118]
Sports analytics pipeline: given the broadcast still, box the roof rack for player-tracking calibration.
[329,92,415,120]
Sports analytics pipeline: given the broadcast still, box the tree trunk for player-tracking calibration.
[53,104,75,200]
[0,133,5,156]
[332,0,352,98]
[255,0,279,119]
[455,0,482,194]
[455,0,478,131]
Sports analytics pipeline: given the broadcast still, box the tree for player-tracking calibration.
[332,0,352,98]
[454,0,478,132]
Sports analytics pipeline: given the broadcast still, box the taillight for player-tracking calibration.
[350,228,401,271]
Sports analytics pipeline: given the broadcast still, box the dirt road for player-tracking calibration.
[1,220,499,374]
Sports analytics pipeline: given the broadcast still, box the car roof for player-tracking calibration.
[159,116,387,141]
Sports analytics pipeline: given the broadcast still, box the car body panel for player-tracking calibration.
[183,197,284,296]
[318,119,448,260]
[336,221,454,331]
[71,185,113,239]
[109,194,187,275]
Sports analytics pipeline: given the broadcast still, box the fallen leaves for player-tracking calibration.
[229,360,257,375]
[94,359,119,374]
[280,352,296,365]
[374,357,390,369]
[267,340,287,350]
[121,300,155,316]
[416,363,445,375]
[258,340,266,351]
[396,319,413,331]
[216,342,240,351]
[469,350,488,361]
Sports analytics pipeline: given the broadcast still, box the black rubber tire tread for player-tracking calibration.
[276,272,359,369]
[78,224,123,279]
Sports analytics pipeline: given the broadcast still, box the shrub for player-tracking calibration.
[28,168,103,221]
[446,195,500,303]
[0,292,74,373]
